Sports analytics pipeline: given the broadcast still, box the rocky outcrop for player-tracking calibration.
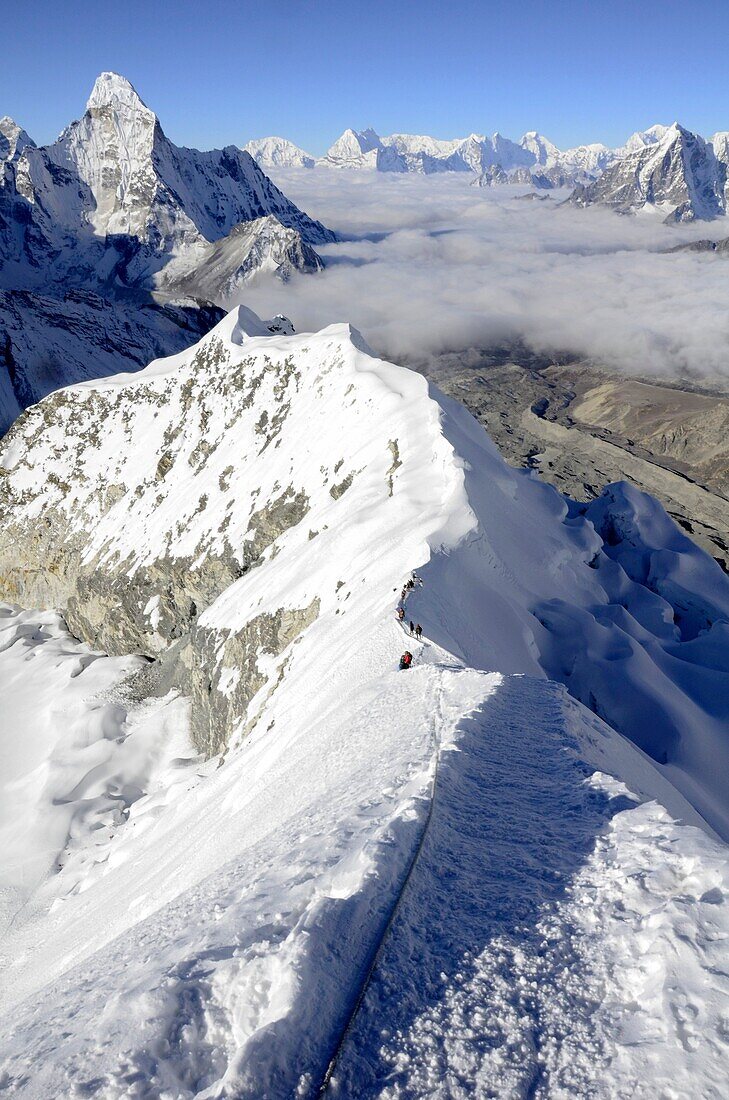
[159,216,323,302]
[179,599,321,755]
[569,124,726,223]
[0,307,410,755]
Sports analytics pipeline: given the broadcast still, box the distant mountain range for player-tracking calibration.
[246,120,729,224]
[4,76,729,434]
[244,123,672,181]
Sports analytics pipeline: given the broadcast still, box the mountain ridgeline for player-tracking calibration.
[248,119,729,223]
[1,306,728,837]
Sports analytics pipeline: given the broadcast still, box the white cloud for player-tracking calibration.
[239,171,729,382]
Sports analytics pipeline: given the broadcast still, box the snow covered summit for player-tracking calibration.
[85,70,149,112]
[571,122,727,223]
[243,135,316,169]
[0,74,336,430]
[0,116,35,163]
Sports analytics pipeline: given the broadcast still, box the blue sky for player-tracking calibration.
[3,0,728,153]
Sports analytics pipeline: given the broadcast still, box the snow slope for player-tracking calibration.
[330,676,729,1099]
[0,308,728,1094]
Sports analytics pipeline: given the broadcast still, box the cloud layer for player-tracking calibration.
[238,171,729,383]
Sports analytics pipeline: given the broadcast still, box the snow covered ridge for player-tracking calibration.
[0,72,334,299]
[1,308,729,1092]
[1,306,728,837]
[3,620,727,1097]
[0,289,224,436]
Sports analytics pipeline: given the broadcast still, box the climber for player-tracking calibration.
[409,620,415,635]
[399,651,413,670]
[397,607,405,621]
[415,623,423,640]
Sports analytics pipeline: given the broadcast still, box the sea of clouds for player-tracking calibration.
[240,171,729,383]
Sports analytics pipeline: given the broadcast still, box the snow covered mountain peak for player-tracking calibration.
[621,122,669,154]
[319,126,386,168]
[85,71,151,116]
[571,120,727,222]
[0,72,333,300]
[243,135,316,169]
[0,116,35,163]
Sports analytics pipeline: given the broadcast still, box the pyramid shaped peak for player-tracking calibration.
[86,72,151,114]
[665,121,694,141]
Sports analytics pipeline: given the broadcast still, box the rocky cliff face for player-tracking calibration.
[570,124,726,223]
[0,307,424,754]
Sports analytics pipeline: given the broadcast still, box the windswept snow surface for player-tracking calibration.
[329,677,729,1099]
[1,619,727,1097]
[0,308,728,1095]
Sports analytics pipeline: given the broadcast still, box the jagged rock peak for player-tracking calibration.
[0,116,35,162]
[86,71,152,115]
